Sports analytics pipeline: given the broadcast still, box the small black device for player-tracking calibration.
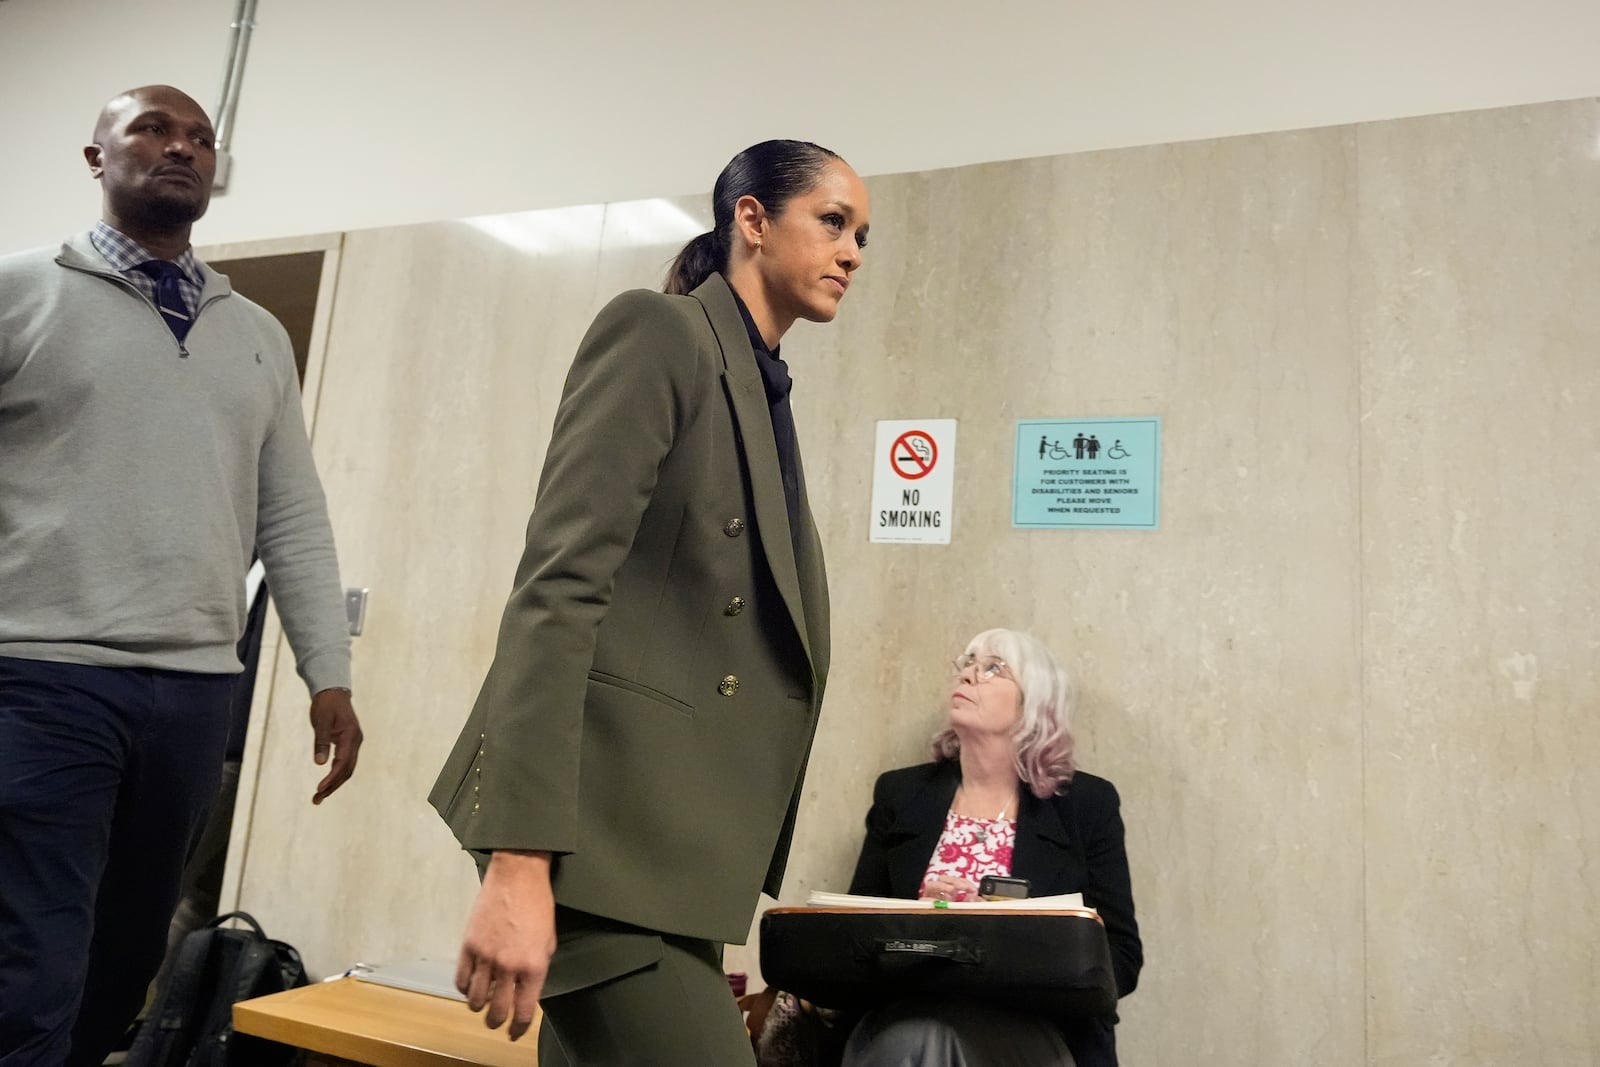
[978,875,1031,900]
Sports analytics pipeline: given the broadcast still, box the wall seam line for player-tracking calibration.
[1350,123,1371,1067]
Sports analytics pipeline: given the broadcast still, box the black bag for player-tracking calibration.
[759,907,1118,1022]
[126,911,308,1067]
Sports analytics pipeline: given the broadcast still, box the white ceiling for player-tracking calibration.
[1,0,1596,252]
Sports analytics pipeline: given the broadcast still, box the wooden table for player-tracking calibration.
[233,977,540,1066]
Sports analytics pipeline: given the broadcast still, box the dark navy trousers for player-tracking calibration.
[0,655,234,1067]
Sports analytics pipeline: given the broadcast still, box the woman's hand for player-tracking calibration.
[919,874,981,903]
[456,850,557,1040]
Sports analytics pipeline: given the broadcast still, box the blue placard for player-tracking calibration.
[1013,418,1161,529]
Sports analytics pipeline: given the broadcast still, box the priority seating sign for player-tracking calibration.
[870,419,956,544]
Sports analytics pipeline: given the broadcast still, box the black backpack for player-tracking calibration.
[126,911,309,1067]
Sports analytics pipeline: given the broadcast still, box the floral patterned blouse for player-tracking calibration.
[920,809,1016,898]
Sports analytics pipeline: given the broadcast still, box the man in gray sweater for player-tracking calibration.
[0,85,364,1067]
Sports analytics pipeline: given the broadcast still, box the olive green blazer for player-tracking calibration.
[429,273,829,945]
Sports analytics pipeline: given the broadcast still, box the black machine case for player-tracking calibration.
[759,907,1118,1021]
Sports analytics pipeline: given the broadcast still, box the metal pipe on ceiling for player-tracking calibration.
[212,0,259,190]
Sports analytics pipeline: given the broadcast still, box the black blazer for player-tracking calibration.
[847,760,1143,1066]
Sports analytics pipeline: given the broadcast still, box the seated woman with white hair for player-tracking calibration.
[841,628,1142,1067]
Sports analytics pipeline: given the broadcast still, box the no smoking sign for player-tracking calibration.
[870,420,956,544]
[890,430,938,480]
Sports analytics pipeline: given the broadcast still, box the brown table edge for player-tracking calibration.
[233,983,520,1067]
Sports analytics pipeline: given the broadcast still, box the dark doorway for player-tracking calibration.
[210,251,325,385]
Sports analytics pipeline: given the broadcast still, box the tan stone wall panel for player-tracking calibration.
[223,99,1598,1066]
[1357,100,1600,1066]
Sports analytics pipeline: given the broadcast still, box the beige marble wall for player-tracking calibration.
[229,213,612,966]
[753,129,1368,1067]
[226,201,720,967]
[1356,102,1600,1065]
[226,99,1599,1065]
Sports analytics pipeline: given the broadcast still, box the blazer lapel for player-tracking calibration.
[885,763,960,895]
[1012,787,1073,887]
[791,452,830,685]
[691,274,814,675]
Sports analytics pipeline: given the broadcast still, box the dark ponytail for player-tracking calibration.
[664,230,726,297]
[664,139,843,295]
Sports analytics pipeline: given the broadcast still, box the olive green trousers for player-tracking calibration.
[536,908,753,1067]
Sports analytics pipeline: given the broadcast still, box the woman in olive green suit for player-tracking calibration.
[430,141,871,1066]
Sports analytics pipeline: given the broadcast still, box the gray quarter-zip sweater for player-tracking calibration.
[0,232,350,693]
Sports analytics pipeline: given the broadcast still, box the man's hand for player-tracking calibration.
[457,850,556,1041]
[309,688,362,804]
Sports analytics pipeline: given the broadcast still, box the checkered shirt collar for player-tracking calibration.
[90,221,202,287]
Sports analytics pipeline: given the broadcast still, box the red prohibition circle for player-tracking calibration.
[890,430,937,480]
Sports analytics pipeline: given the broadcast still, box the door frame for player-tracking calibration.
[199,231,347,914]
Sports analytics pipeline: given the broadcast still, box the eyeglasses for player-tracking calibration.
[951,653,1012,683]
